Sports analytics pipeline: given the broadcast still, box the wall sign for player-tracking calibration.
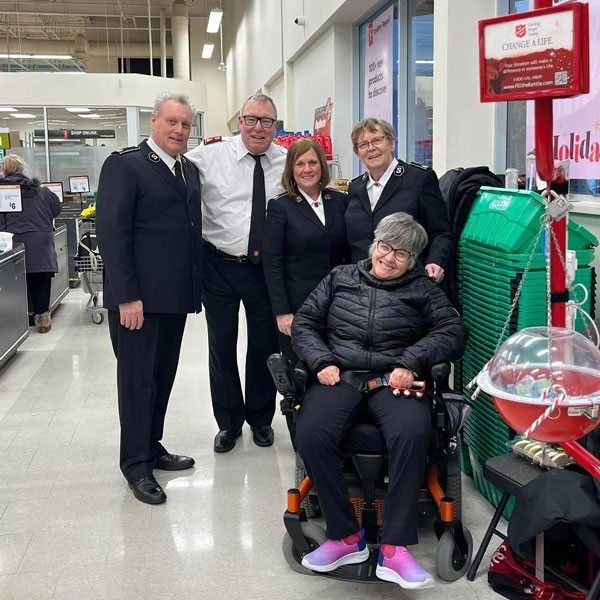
[362,5,394,123]
[479,2,589,102]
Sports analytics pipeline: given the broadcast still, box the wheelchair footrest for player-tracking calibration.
[322,548,385,583]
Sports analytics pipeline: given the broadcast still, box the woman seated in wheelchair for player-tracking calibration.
[291,211,467,589]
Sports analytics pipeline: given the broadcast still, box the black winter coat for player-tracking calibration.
[291,259,467,377]
[0,174,61,273]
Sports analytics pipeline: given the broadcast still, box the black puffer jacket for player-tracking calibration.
[292,259,467,377]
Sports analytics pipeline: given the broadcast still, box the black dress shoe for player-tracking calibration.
[251,425,274,447]
[155,452,195,471]
[214,429,242,453]
[128,476,167,505]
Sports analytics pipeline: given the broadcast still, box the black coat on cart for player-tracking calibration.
[96,140,203,313]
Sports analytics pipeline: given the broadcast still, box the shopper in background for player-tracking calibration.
[345,117,451,284]
[0,154,61,333]
[186,94,286,454]
[263,138,349,364]
[96,92,202,505]
[292,213,467,588]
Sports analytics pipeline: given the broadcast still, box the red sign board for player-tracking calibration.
[479,3,589,103]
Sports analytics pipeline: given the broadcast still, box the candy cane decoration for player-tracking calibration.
[523,385,566,438]
[467,361,491,400]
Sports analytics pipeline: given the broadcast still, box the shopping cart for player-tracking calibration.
[74,218,105,324]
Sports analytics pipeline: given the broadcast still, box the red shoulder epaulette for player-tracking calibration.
[203,136,222,145]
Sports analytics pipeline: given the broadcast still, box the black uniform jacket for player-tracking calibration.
[345,159,452,268]
[96,140,203,314]
[262,187,349,316]
[291,260,467,377]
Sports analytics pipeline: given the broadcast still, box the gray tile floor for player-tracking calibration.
[0,288,504,599]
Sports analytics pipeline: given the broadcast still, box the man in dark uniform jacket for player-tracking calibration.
[96,92,202,505]
[345,117,451,283]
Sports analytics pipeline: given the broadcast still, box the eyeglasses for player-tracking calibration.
[357,136,387,151]
[376,240,414,263]
[241,115,276,128]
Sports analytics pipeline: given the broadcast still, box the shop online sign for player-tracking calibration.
[479,3,589,103]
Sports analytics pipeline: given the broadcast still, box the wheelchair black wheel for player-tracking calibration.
[435,526,473,581]
[282,522,328,575]
[295,465,321,518]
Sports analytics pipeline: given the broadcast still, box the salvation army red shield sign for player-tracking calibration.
[479,3,589,102]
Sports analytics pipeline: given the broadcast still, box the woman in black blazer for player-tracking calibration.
[263,138,348,363]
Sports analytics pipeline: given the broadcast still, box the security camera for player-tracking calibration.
[294,16,305,26]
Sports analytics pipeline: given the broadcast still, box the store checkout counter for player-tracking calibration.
[0,225,69,369]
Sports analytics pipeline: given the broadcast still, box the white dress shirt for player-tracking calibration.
[298,188,325,225]
[147,136,184,181]
[366,158,397,211]
[186,136,287,256]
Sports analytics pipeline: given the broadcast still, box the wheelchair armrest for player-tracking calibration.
[430,362,451,382]
[267,353,307,398]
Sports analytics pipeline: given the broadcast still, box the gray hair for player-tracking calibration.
[153,92,195,118]
[241,94,278,119]
[368,212,428,269]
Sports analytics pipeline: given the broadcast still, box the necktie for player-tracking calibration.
[248,154,266,263]
[174,160,185,185]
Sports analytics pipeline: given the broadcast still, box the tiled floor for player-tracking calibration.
[0,288,504,599]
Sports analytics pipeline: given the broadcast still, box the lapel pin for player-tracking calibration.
[362,173,367,182]
[295,196,303,203]
[323,194,331,201]
[394,166,405,176]
[148,152,160,163]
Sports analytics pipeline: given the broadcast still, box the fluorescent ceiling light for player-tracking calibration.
[11,113,36,118]
[202,43,214,59]
[79,113,101,119]
[66,107,91,113]
[207,8,223,33]
[33,54,72,60]
[415,60,434,64]
[0,107,16,112]
[0,53,72,60]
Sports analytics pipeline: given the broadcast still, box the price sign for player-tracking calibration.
[0,184,23,212]
[69,175,90,194]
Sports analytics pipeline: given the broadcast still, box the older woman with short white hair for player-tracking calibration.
[291,212,467,589]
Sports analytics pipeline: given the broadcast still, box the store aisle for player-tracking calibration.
[0,289,502,599]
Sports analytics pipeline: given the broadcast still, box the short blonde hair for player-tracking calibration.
[2,154,27,177]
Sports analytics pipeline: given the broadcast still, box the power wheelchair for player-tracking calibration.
[267,353,474,583]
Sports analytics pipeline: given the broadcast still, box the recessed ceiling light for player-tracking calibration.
[0,107,17,112]
[11,113,36,118]
[79,113,101,119]
[66,107,91,112]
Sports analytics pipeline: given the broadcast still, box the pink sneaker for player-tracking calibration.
[301,529,369,572]
[376,544,434,589]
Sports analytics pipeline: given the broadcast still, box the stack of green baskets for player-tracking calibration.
[456,187,598,513]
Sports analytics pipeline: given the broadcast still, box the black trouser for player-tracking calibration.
[201,244,279,432]
[108,309,186,482]
[295,381,432,546]
[26,272,53,314]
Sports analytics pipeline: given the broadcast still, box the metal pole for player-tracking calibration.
[147,0,153,76]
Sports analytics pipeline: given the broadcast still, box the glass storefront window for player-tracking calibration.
[408,1,434,166]
[358,1,434,167]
